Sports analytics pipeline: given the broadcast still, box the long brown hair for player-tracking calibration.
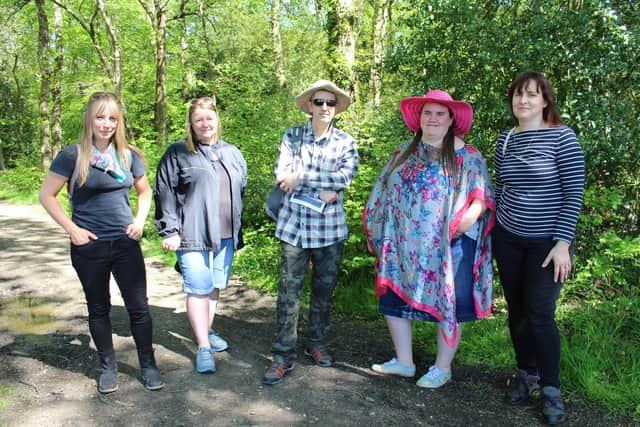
[508,71,562,126]
[386,110,459,185]
[185,96,222,153]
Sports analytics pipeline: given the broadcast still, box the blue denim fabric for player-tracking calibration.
[379,234,478,323]
[177,238,234,295]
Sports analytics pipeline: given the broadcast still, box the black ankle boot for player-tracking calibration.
[138,350,165,391]
[98,350,118,394]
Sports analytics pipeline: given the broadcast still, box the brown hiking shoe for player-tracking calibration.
[304,345,334,367]
[262,360,294,385]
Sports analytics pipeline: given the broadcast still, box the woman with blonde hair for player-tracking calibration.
[40,92,164,394]
[154,96,247,374]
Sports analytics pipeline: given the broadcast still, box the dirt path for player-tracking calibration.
[0,201,630,427]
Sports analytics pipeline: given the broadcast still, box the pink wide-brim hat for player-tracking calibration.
[399,89,473,136]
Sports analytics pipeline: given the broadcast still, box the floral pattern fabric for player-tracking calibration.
[90,144,126,182]
[363,142,495,346]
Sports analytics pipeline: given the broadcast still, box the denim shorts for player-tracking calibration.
[177,238,234,295]
[379,234,478,323]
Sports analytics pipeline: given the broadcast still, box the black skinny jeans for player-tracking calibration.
[493,224,566,389]
[71,237,153,355]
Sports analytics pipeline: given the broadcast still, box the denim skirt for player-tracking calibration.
[379,234,478,323]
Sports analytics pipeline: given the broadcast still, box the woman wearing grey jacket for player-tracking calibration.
[154,96,247,374]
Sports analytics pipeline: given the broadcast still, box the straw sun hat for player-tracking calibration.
[295,80,352,115]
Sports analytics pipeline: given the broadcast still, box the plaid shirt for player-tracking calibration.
[274,120,359,248]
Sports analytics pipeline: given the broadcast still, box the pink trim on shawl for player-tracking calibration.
[474,245,494,318]
[448,188,496,240]
[374,277,441,318]
[375,277,462,347]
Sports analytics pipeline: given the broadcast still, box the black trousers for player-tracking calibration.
[71,237,153,355]
[493,224,566,388]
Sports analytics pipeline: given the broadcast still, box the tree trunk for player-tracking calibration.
[326,0,357,98]
[155,2,168,145]
[96,0,122,95]
[139,0,194,144]
[36,0,52,169]
[52,1,115,88]
[197,0,215,69]
[51,3,64,157]
[94,0,135,140]
[180,18,196,100]
[369,0,391,107]
[0,144,5,171]
[271,0,286,88]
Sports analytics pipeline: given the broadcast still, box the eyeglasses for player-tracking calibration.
[312,98,337,107]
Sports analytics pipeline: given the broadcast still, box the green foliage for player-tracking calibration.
[570,185,640,300]
[0,164,45,204]
[1,0,639,420]
[561,292,640,418]
[570,229,640,300]
[0,383,14,414]
[232,226,282,294]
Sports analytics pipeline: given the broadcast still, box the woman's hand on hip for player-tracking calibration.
[126,223,143,241]
[162,235,182,252]
[69,226,98,246]
[542,240,572,283]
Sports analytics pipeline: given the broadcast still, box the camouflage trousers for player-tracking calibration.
[271,240,344,364]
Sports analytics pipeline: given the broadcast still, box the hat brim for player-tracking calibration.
[295,80,351,114]
[399,96,473,136]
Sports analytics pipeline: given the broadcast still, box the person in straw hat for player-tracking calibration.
[363,89,495,388]
[262,80,359,385]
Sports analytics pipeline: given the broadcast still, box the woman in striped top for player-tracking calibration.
[493,71,584,425]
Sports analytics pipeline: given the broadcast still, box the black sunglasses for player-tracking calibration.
[312,98,337,107]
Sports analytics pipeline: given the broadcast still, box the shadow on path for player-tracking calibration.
[0,202,632,427]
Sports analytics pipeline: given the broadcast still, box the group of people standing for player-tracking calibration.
[363,72,584,426]
[39,71,583,426]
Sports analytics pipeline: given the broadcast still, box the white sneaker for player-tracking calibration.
[371,358,416,377]
[416,365,451,388]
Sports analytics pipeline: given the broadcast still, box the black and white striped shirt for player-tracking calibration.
[494,125,585,243]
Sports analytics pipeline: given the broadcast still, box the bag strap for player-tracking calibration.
[502,127,515,156]
[291,125,303,157]
[290,125,304,171]
[67,144,81,203]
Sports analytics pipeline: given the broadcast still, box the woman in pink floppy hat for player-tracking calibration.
[363,89,495,388]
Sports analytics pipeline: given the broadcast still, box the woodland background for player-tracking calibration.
[0,0,638,420]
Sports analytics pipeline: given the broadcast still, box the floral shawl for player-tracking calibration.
[363,141,495,346]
